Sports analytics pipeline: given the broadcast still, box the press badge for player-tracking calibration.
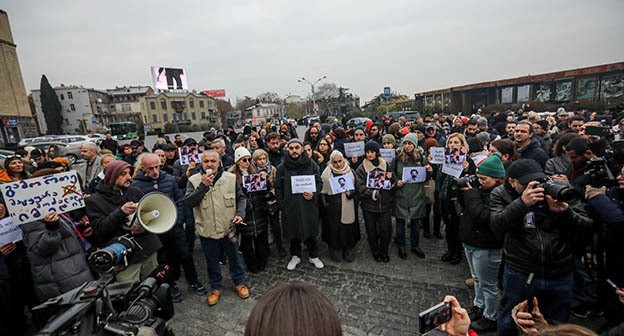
[523,212,536,229]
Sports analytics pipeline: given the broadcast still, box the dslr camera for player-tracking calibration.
[535,178,579,202]
[457,175,479,189]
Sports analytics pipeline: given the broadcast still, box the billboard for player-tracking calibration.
[202,89,226,97]
[151,66,189,91]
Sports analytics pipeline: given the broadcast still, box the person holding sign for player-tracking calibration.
[355,141,395,263]
[435,133,476,265]
[275,138,323,271]
[390,133,430,260]
[229,147,270,274]
[320,150,360,262]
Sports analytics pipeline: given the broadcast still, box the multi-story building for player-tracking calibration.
[0,10,38,145]
[243,103,284,124]
[107,86,154,124]
[31,85,112,134]
[140,91,219,132]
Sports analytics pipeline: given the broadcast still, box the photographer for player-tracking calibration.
[457,153,506,333]
[490,159,593,335]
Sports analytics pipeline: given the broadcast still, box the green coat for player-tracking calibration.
[391,150,428,220]
[275,155,322,241]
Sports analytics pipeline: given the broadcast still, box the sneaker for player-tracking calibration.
[468,306,483,321]
[207,290,221,306]
[464,277,475,288]
[287,256,301,270]
[170,284,183,303]
[471,317,497,333]
[235,284,250,299]
[411,247,426,258]
[189,281,208,296]
[309,257,324,269]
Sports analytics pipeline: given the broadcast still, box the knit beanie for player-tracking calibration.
[364,140,380,155]
[235,147,251,163]
[476,152,506,178]
[402,133,419,146]
[382,134,396,145]
[103,160,131,187]
[536,120,549,130]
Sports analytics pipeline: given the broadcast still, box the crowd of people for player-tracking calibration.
[0,105,623,335]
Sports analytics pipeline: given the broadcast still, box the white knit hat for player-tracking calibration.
[235,147,251,163]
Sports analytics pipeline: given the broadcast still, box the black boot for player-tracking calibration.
[398,247,407,260]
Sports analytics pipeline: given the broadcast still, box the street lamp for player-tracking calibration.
[298,75,326,115]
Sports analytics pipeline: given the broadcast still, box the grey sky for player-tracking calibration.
[4,0,624,106]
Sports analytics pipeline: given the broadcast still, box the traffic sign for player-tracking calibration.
[383,87,391,98]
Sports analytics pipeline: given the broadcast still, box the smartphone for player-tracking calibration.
[607,278,621,290]
[526,273,535,313]
[585,125,608,137]
[418,301,452,334]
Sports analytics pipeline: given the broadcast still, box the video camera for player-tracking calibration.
[88,235,141,274]
[586,139,624,188]
[33,265,175,336]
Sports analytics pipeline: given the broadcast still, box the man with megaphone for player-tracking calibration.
[85,160,162,282]
[132,154,208,303]
[184,150,249,307]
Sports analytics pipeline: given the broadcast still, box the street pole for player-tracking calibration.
[298,76,326,116]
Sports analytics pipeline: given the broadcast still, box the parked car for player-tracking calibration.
[20,141,82,164]
[86,133,106,145]
[347,117,372,128]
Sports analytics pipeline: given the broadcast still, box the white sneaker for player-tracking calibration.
[309,257,324,269]
[287,256,301,270]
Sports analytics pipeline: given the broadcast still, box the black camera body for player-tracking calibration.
[457,175,480,189]
[586,157,618,188]
[535,178,579,202]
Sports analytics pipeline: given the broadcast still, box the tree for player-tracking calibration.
[40,75,63,134]
[215,99,234,126]
[257,92,281,103]
[362,92,411,116]
[313,83,339,100]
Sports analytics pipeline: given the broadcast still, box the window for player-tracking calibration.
[162,113,168,122]
[161,100,167,109]
[144,115,148,123]
[199,100,204,108]
[172,113,177,121]
[150,102,156,110]
[70,104,76,111]
[191,112,196,120]
[152,114,158,123]
[67,92,73,99]
[60,94,64,100]
[183,112,188,120]
[189,99,194,108]
[201,112,206,119]
[122,103,132,112]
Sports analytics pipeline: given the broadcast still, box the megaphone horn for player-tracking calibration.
[133,192,178,234]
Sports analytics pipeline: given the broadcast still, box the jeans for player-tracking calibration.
[395,218,421,249]
[464,247,502,320]
[199,236,245,291]
[290,236,318,258]
[362,211,392,257]
[573,254,598,307]
[497,265,573,336]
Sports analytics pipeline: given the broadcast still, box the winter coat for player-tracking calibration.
[390,148,428,220]
[21,217,94,300]
[587,188,624,284]
[85,182,162,264]
[268,149,284,167]
[131,170,185,227]
[435,156,476,201]
[355,158,395,213]
[490,181,592,278]
[239,187,270,237]
[458,188,503,250]
[517,138,549,168]
[275,154,322,241]
[544,154,572,177]
[333,137,348,157]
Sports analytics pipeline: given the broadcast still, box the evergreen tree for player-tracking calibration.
[40,75,63,134]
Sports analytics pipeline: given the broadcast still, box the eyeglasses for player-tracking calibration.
[239,158,250,163]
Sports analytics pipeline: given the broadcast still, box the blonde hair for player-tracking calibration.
[446,132,469,149]
[100,153,115,166]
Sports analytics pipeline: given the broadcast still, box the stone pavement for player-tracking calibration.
[168,216,476,336]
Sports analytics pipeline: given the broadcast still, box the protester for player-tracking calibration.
[79,143,102,189]
[99,131,119,155]
[0,154,29,182]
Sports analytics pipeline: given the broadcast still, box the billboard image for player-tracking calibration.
[202,89,226,97]
[151,66,189,90]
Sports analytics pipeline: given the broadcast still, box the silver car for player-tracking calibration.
[21,141,84,164]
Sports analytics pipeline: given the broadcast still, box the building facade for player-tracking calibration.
[0,10,38,145]
[106,86,154,124]
[140,91,219,132]
[243,103,284,124]
[415,61,624,114]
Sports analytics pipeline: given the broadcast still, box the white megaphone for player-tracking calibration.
[128,192,177,234]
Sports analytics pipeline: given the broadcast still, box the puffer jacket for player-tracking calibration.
[239,188,269,237]
[489,181,592,278]
[518,138,549,168]
[458,187,502,250]
[21,217,94,300]
[355,158,394,213]
[131,170,185,227]
[85,182,162,264]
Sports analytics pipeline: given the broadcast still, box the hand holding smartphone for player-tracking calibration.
[418,301,452,334]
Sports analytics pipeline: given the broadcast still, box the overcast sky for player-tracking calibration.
[4,0,624,106]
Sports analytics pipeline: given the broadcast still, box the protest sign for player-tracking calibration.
[472,154,488,166]
[291,175,316,193]
[441,147,467,178]
[243,173,267,192]
[0,217,22,245]
[380,148,396,163]
[329,175,354,194]
[429,147,445,164]
[366,171,393,190]
[0,171,84,225]
[344,141,365,158]
[178,147,202,165]
[402,167,426,183]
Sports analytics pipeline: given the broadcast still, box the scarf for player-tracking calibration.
[283,152,311,174]
[362,157,387,173]
[320,164,355,224]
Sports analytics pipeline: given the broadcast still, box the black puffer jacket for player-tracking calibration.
[490,181,592,278]
[239,188,269,237]
[85,182,162,265]
[458,188,503,250]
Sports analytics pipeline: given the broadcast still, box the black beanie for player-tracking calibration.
[364,140,380,155]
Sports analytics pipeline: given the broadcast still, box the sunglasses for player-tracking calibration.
[6,154,22,160]
[239,158,250,163]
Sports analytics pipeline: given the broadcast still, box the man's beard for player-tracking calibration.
[290,153,300,159]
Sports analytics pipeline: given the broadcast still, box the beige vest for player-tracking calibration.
[188,171,237,239]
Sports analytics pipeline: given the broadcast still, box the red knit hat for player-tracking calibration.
[103,160,131,187]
